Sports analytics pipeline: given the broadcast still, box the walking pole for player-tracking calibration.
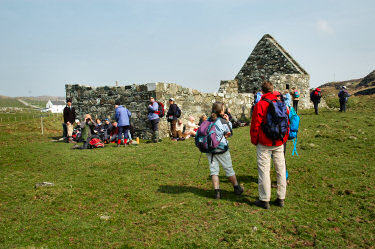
[41,115,44,135]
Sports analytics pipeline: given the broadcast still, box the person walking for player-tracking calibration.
[291,87,300,113]
[206,102,243,199]
[148,96,160,143]
[250,81,289,209]
[338,86,350,112]
[115,100,132,147]
[310,88,322,115]
[166,98,181,141]
[63,98,76,143]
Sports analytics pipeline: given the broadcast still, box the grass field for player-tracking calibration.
[0,96,374,248]
[0,96,26,108]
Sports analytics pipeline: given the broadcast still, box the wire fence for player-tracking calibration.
[0,112,63,124]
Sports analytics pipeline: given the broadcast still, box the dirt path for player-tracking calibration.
[17,99,41,109]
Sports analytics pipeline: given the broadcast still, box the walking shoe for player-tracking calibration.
[117,144,121,147]
[255,200,270,209]
[234,185,243,195]
[214,189,221,199]
[275,198,285,207]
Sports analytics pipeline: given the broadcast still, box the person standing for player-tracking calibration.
[63,98,76,143]
[206,102,243,199]
[291,87,300,113]
[166,98,180,141]
[338,86,350,112]
[310,88,322,115]
[148,96,160,143]
[250,81,289,209]
[115,100,132,147]
[283,90,291,108]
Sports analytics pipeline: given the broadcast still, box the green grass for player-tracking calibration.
[1,97,375,248]
[0,96,26,108]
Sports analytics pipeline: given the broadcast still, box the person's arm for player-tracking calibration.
[250,103,264,145]
[127,109,132,118]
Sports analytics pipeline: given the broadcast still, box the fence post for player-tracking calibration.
[41,116,44,135]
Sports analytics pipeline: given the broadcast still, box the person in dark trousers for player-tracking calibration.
[338,86,350,112]
[115,100,132,147]
[148,96,160,143]
[63,98,76,143]
[103,118,113,143]
[166,98,180,141]
[291,87,300,113]
[310,88,322,115]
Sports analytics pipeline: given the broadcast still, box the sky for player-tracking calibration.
[0,0,374,97]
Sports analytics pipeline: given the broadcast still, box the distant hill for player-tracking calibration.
[319,70,375,96]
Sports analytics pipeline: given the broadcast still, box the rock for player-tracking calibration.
[35,182,54,188]
[253,226,258,232]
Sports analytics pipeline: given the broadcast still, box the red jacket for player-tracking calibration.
[250,92,289,146]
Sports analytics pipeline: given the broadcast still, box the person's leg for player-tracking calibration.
[216,151,243,195]
[273,145,287,202]
[123,126,129,145]
[295,100,299,113]
[256,144,272,201]
[153,118,160,142]
[62,123,67,138]
[314,101,319,115]
[171,120,177,138]
[343,101,347,112]
[207,153,221,198]
[67,123,74,142]
[118,126,124,146]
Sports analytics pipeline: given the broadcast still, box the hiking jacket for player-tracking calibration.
[250,92,289,147]
[63,106,76,124]
[310,89,321,103]
[148,102,159,120]
[338,90,350,102]
[115,105,132,126]
[80,120,94,141]
[167,104,179,121]
[210,117,232,148]
[292,90,300,101]
[284,93,291,107]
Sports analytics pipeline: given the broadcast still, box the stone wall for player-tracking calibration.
[66,81,253,139]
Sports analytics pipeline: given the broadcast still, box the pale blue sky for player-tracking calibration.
[0,0,374,97]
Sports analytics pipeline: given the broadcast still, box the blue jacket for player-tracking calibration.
[115,105,131,126]
[148,102,159,120]
[284,93,291,107]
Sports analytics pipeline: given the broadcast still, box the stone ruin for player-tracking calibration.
[66,34,311,139]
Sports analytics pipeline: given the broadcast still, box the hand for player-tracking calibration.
[223,114,229,121]
[67,121,70,125]
[225,132,231,138]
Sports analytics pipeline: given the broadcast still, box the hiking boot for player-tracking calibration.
[275,198,285,207]
[214,189,221,199]
[255,200,270,209]
[234,185,243,195]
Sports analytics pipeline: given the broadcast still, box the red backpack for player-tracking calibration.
[89,138,104,148]
[156,101,165,118]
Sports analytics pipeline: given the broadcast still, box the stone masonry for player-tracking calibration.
[236,34,312,108]
[66,80,253,139]
[66,34,315,139]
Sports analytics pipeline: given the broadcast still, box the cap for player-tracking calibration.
[342,86,347,89]
[169,98,175,102]
[115,100,121,105]
[67,98,72,103]
[273,91,281,96]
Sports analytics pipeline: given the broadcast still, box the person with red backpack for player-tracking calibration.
[148,96,161,143]
[310,88,322,115]
[250,81,289,209]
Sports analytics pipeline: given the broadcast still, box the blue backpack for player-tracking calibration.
[288,107,300,140]
[261,99,289,145]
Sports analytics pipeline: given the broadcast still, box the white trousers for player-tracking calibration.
[257,144,286,201]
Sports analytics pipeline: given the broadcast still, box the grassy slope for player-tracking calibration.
[0,97,374,248]
[0,96,26,108]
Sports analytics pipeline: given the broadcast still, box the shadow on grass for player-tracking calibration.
[157,185,255,205]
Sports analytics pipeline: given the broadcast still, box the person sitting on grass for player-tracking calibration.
[74,114,95,149]
[109,122,119,143]
[176,119,185,141]
[206,102,243,199]
[184,116,198,139]
[103,118,113,143]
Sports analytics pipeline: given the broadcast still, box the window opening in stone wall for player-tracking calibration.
[286,84,290,90]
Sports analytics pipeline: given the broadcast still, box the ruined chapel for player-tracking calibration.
[66,34,310,139]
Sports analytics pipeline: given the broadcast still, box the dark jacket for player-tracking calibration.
[80,120,95,141]
[63,106,76,124]
[167,104,180,121]
[338,90,350,102]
